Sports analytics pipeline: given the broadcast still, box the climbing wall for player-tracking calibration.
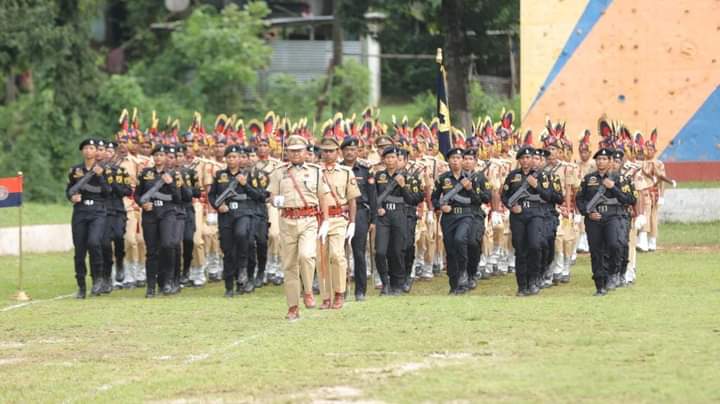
[520,0,720,176]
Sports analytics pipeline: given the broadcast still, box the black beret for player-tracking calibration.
[225,145,248,156]
[381,146,401,157]
[106,141,118,149]
[78,138,98,150]
[463,148,477,157]
[152,144,169,155]
[613,149,625,160]
[397,148,409,158]
[445,147,464,159]
[340,137,360,149]
[176,144,187,153]
[534,148,550,157]
[516,146,535,159]
[96,139,107,148]
[593,148,614,159]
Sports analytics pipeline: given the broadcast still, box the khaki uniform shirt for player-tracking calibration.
[321,163,361,207]
[269,163,330,208]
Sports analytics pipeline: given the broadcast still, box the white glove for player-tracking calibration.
[345,222,356,243]
[206,212,217,225]
[657,196,665,206]
[671,180,677,188]
[491,211,503,227]
[272,195,285,208]
[317,220,329,243]
[574,213,583,224]
[426,211,435,226]
[634,214,647,230]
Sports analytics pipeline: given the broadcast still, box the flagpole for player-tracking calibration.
[13,171,30,302]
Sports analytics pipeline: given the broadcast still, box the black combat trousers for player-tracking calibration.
[72,204,107,288]
[441,212,474,292]
[101,212,126,284]
[374,204,407,291]
[350,206,371,296]
[509,207,545,292]
[219,207,255,292]
[142,206,178,292]
[403,207,419,282]
[466,212,485,280]
[585,212,623,290]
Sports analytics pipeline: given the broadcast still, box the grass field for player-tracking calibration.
[0,223,718,403]
[0,203,72,228]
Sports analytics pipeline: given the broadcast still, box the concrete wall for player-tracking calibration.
[0,191,717,256]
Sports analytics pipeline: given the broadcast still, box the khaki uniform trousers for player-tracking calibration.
[280,216,318,308]
[317,216,348,301]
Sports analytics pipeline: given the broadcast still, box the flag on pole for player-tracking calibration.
[435,48,452,158]
[0,176,23,208]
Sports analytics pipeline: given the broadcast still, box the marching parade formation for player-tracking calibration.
[65,106,675,320]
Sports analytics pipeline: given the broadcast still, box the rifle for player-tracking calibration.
[67,164,105,196]
[376,171,402,206]
[213,174,240,207]
[506,172,538,207]
[139,170,176,204]
[438,170,482,206]
[585,174,618,213]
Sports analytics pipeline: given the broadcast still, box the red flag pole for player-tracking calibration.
[13,171,30,302]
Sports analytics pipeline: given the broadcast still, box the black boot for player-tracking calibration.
[593,278,607,296]
[379,274,391,296]
[224,279,235,298]
[606,274,617,291]
[244,274,255,294]
[101,275,112,294]
[254,271,265,288]
[115,264,125,284]
[91,277,103,296]
[145,285,156,298]
[76,279,87,299]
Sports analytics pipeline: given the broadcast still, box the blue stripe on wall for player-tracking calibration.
[660,85,720,162]
[530,0,614,108]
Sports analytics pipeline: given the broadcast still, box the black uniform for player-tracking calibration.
[101,163,131,293]
[540,164,565,287]
[372,169,410,295]
[208,168,266,296]
[66,164,112,297]
[245,168,270,292]
[135,167,184,297]
[175,167,200,285]
[400,165,426,293]
[432,170,490,293]
[576,170,636,295]
[501,168,558,295]
[342,160,376,299]
[467,162,493,282]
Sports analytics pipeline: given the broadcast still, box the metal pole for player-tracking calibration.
[13,171,30,301]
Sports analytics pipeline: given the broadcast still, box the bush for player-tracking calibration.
[264,74,319,120]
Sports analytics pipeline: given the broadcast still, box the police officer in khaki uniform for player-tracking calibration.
[269,135,330,321]
[317,138,361,310]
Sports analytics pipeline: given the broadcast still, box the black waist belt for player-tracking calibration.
[596,204,624,214]
[519,200,544,209]
[382,201,404,211]
[447,206,475,215]
[227,200,253,210]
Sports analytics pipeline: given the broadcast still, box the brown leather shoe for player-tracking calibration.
[332,292,344,309]
[286,305,300,321]
[319,299,332,310]
[303,293,316,309]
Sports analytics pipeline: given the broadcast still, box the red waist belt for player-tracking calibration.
[281,206,319,219]
[328,205,349,218]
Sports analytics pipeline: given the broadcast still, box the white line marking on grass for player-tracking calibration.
[1,294,74,312]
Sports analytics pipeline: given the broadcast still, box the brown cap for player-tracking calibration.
[285,135,309,150]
